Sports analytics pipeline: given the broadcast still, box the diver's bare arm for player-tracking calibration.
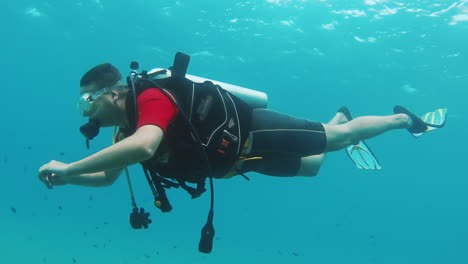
[67,125,163,177]
[66,169,123,187]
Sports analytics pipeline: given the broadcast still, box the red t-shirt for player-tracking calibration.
[135,88,178,132]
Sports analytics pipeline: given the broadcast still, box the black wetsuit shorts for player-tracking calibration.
[241,108,327,176]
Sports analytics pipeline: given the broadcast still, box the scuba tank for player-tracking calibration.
[146,68,268,109]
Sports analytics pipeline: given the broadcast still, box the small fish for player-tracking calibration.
[10,207,17,214]
[72,257,77,263]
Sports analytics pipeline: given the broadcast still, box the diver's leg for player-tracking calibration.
[296,155,324,176]
[296,111,350,176]
[244,108,362,177]
[323,114,410,152]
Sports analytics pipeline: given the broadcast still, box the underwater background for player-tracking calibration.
[1,0,467,263]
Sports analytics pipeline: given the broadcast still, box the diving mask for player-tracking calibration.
[77,88,109,115]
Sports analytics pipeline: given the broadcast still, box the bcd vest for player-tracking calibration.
[126,72,252,185]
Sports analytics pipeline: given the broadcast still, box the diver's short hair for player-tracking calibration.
[80,63,122,90]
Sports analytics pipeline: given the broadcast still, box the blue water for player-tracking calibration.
[1,0,467,263]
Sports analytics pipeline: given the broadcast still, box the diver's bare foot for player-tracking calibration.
[336,112,349,124]
[329,106,352,125]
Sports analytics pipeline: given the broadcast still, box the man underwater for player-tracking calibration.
[37,53,447,253]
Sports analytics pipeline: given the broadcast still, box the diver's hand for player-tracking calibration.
[38,160,72,187]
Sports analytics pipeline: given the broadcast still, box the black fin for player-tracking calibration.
[393,105,428,134]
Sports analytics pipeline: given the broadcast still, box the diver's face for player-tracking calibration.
[78,84,117,127]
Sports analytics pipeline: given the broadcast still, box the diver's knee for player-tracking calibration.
[335,124,356,148]
[325,124,355,151]
[297,156,323,177]
[297,168,320,177]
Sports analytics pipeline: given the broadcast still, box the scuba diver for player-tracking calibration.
[37,52,447,253]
